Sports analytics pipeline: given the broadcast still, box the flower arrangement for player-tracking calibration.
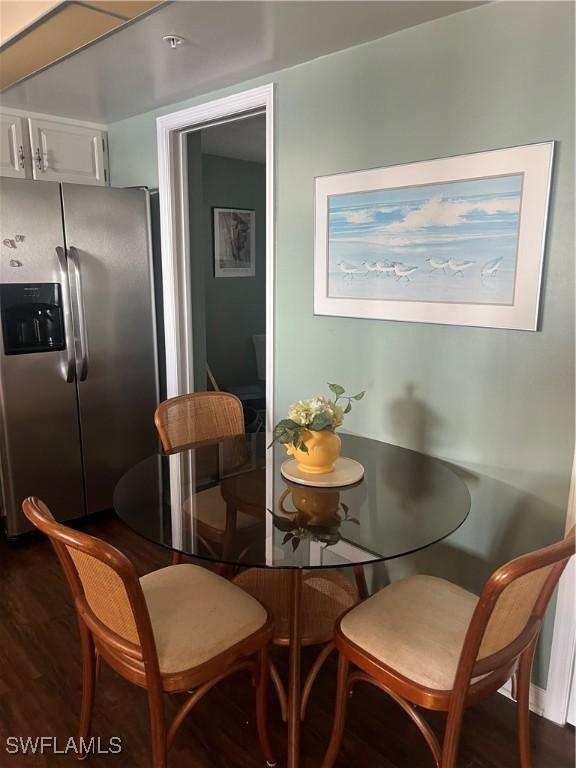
[273,501,359,551]
[272,383,365,453]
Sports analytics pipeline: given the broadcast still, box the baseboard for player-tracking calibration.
[498,680,546,717]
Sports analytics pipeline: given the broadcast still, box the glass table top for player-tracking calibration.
[113,433,470,570]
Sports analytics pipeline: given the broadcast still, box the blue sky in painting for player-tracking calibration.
[327,174,523,305]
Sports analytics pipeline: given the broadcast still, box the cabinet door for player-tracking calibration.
[28,118,107,185]
[0,112,27,178]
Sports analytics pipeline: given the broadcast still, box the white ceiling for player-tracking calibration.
[201,113,266,163]
[0,1,483,125]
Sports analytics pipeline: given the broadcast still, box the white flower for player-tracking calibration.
[287,395,344,429]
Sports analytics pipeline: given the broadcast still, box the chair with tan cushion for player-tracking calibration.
[23,497,276,768]
[322,528,575,768]
[155,391,262,565]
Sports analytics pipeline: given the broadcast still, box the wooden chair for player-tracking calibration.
[322,527,576,768]
[154,392,262,565]
[154,391,245,451]
[22,497,276,768]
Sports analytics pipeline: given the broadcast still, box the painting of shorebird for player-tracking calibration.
[315,143,554,329]
[326,174,523,304]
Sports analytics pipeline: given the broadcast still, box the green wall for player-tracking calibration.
[199,153,266,388]
[108,1,575,688]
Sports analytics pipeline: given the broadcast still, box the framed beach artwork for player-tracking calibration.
[314,142,555,330]
[213,207,256,278]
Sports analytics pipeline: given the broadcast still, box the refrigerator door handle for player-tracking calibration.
[68,246,89,382]
[55,246,76,383]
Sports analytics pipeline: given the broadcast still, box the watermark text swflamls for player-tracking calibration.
[5,736,122,756]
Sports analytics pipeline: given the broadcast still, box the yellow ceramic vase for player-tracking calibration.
[280,487,342,526]
[286,429,341,474]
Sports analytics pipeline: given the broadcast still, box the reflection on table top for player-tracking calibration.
[113,433,470,570]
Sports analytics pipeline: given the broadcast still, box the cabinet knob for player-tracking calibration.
[35,147,43,171]
[18,145,25,169]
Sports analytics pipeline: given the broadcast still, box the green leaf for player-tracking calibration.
[291,537,300,551]
[271,418,305,448]
[294,438,308,453]
[347,518,360,525]
[282,532,294,544]
[344,402,352,414]
[273,516,296,532]
[341,502,349,514]
[309,412,333,431]
[328,383,346,397]
[352,391,366,401]
[274,418,300,436]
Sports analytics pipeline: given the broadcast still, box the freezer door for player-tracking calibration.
[0,178,85,536]
[61,184,159,514]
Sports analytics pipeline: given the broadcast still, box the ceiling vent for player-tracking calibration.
[0,1,163,92]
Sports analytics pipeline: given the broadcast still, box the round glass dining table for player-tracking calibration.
[114,432,470,768]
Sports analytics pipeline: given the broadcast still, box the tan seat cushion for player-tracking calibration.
[183,487,261,533]
[140,564,268,674]
[340,575,478,690]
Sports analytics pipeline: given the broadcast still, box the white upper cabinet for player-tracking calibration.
[28,117,107,186]
[0,112,27,178]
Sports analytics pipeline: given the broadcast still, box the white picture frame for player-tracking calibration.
[213,206,256,278]
[314,142,555,330]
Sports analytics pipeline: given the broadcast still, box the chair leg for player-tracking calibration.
[77,626,97,759]
[518,642,537,768]
[270,660,288,722]
[441,701,465,768]
[301,642,335,720]
[321,654,350,768]
[353,566,369,600]
[171,551,183,565]
[511,669,519,701]
[256,646,277,767]
[147,685,168,768]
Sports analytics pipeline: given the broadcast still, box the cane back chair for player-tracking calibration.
[154,392,262,564]
[23,497,276,768]
[154,391,245,450]
[322,527,575,768]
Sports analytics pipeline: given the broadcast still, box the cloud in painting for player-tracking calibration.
[386,195,520,233]
[344,209,375,224]
[331,203,404,225]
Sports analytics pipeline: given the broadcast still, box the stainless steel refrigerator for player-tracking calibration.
[0,178,159,537]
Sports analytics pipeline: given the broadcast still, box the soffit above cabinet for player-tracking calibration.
[0,1,63,45]
[0,0,163,91]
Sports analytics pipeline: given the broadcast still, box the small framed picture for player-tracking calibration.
[213,207,256,278]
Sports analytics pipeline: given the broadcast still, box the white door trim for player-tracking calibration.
[156,84,275,549]
[544,453,576,724]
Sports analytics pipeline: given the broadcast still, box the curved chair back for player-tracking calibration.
[154,392,245,452]
[455,527,575,696]
[22,497,159,673]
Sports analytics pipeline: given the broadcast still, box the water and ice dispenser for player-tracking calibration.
[1,283,66,355]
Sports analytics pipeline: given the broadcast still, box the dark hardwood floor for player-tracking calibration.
[0,513,573,768]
